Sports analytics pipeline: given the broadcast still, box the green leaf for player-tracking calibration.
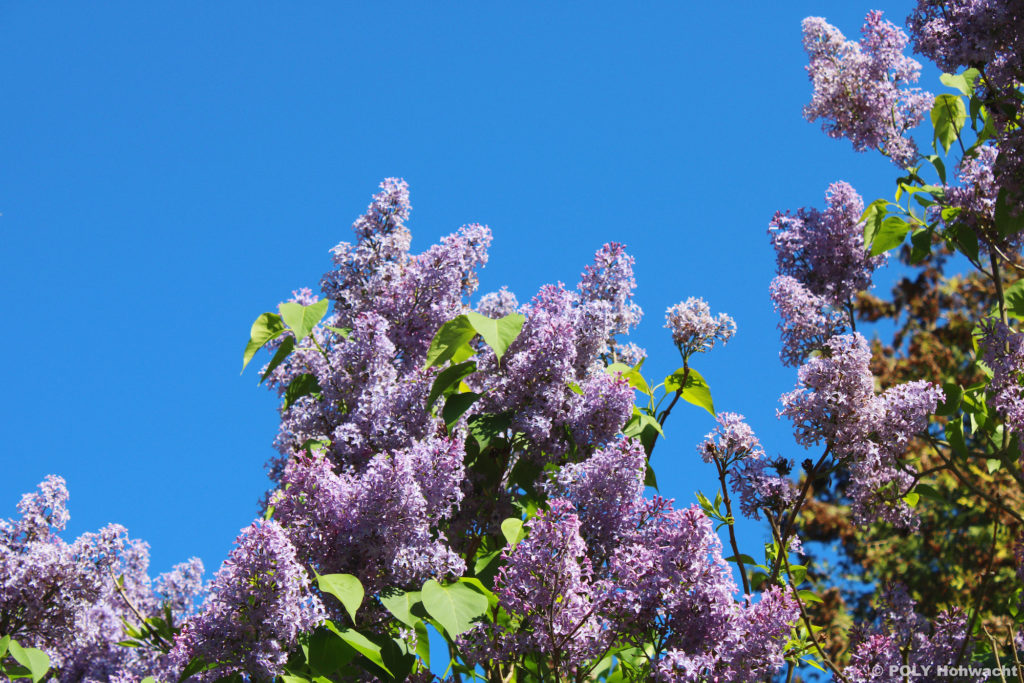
[861,198,892,250]
[425,315,478,368]
[0,635,9,659]
[426,361,477,409]
[420,579,489,637]
[664,368,715,416]
[946,220,980,263]
[870,216,912,256]
[325,326,351,339]
[279,299,330,341]
[414,621,431,667]
[925,154,947,185]
[464,312,526,362]
[501,518,525,547]
[995,188,1024,238]
[259,335,295,384]
[327,625,392,676]
[909,228,932,264]
[284,373,322,409]
[1003,279,1024,321]
[915,483,945,503]
[903,492,920,507]
[467,412,511,451]
[8,641,50,683]
[442,391,481,431]
[936,383,962,416]
[931,93,967,154]
[281,676,311,683]
[380,590,423,628]
[940,70,977,97]
[797,590,824,605]
[318,574,364,624]
[242,312,285,372]
[987,458,1001,474]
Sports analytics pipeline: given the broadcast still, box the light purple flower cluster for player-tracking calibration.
[578,241,644,360]
[697,413,799,520]
[947,145,1000,228]
[979,319,1024,456]
[271,437,466,599]
[780,333,942,528]
[908,0,1024,200]
[698,412,765,464]
[0,476,204,681]
[664,297,736,359]
[471,438,798,680]
[476,286,520,319]
[169,520,324,680]
[802,11,933,167]
[769,182,883,365]
[846,585,978,683]
[770,182,883,305]
[477,279,635,459]
[907,0,1023,97]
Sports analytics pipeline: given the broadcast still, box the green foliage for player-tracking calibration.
[242,312,286,372]
[279,299,330,342]
[317,574,365,624]
[931,93,967,154]
[420,579,489,637]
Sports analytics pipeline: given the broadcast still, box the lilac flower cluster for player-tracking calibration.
[0,476,204,681]
[769,182,884,365]
[908,0,1024,199]
[664,297,736,359]
[169,520,324,680]
[802,11,933,167]
[979,319,1024,456]
[780,333,942,528]
[476,286,519,319]
[271,437,466,600]
[470,438,798,680]
[476,280,635,459]
[697,412,799,520]
[578,242,644,360]
[846,585,978,683]
[698,412,765,464]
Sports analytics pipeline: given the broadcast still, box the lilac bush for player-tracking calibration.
[5,2,1024,680]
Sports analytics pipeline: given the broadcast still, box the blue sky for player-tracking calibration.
[1,1,938,579]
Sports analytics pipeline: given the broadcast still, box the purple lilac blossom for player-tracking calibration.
[769,182,884,306]
[980,319,1024,456]
[271,437,466,600]
[846,585,979,683]
[614,341,647,366]
[543,438,647,562]
[769,275,847,367]
[490,500,608,677]
[767,182,883,365]
[664,297,736,359]
[610,504,799,681]
[908,1,1024,199]
[780,333,942,528]
[1,477,196,680]
[476,286,520,319]
[578,242,644,360]
[169,520,324,681]
[697,411,765,464]
[803,11,932,167]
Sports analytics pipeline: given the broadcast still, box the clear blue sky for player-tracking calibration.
[2,1,935,577]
